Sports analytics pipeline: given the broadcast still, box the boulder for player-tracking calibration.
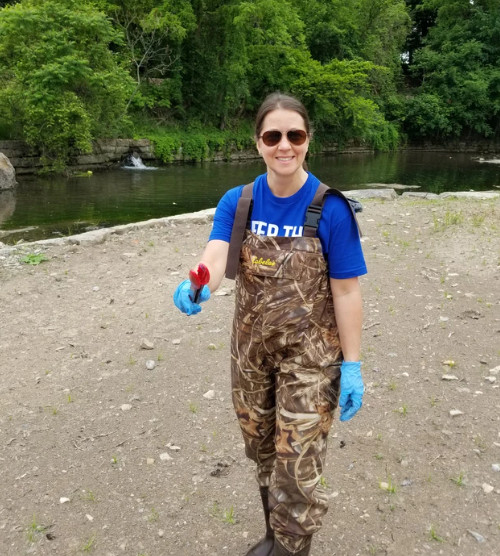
[0,152,16,190]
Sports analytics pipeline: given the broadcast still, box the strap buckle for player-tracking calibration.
[304,204,322,229]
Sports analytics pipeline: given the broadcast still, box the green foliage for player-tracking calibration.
[403,93,453,138]
[141,123,254,163]
[405,0,500,140]
[0,0,135,170]
[21,253,48,265]
[2,0,498,167]
[97,0,195,115]
[289,58,400,149]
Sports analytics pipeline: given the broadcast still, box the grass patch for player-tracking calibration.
[450,472,465,486]
[21,253,48,265]
[428,525,445,542]
[433,210,464,232]
[81,533,97,552]
[210,502,237,524]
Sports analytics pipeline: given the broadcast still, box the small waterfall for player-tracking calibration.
[122,154,157,170]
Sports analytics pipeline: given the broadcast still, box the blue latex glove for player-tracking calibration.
[339,361,364,422]
[173,279,210,315]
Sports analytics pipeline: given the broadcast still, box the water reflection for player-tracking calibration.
[1,151,498,244]
[0,190,15,229]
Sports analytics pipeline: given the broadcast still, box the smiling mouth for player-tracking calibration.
[276,157,293,161]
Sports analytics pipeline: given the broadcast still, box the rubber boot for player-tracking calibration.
[273,536,312,556]
[245,487,274,556]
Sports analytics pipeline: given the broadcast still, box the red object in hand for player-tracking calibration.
[189,263,210,303]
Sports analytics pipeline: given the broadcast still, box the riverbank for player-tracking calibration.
[1,194,499,555]
[1,136,500,175]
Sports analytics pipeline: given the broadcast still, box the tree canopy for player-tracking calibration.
[0,0,498,168]
[0,0,134,168]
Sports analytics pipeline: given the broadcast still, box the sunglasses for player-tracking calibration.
[259,129,308,147]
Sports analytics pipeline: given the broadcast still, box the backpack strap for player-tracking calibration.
[225,182,254,279]
[303,182,362,238]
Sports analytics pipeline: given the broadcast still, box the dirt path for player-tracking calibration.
[1,194,499,556]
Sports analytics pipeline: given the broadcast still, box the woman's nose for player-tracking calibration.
[277,135,291,149]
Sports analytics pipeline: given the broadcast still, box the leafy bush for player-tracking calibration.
[0,0,134,170]
[141,124,254,164]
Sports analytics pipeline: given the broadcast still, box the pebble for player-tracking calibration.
[172,339,181,345]
[482,483,494,494]
[491,463,500,472]
[442,374,459,381]
[59,497,70,504]
[484,376,496,383]
[121,404,132,411]
[86,514,94,522]
[145,359,156,370]
[140,338,154,350]
[203,390,215,400]
[467,530,486,543]
[92,286,100,292]
[146,458,154,465]
[489,365,500,375]
[160,452,172,461]
[449,409,464,417]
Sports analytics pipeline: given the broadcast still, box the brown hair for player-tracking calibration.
[254,92,311,138]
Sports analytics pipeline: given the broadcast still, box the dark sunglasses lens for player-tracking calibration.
[261,130,307,146]
[287,130,307,145]
[262,131,282,146]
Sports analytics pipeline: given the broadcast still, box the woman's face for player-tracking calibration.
[256,108,309,182]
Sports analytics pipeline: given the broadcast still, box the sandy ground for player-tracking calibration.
[0,192,499,556]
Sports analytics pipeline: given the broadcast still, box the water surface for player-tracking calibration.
[1,151,498,244]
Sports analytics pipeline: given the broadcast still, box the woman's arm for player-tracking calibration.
[198,239,230,292]
[330,276,362,361]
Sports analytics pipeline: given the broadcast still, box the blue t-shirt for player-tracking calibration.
[209,172,367,279]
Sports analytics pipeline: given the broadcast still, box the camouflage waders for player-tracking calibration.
[231,230,342,554]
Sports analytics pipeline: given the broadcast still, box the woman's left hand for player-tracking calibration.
[339,361,364,421]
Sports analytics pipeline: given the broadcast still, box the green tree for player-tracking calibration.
[290,0,358,62]
[95,0,195,117]
[179,0,250,128]
[233,0,308,108]
[288,57,399,149]
[405,0,500,139]
[291,0,410,68]
[0,0,135,169]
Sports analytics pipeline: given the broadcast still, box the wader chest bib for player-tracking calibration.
[230,184,358,548]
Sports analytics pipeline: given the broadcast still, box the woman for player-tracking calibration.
[174,93,366,556]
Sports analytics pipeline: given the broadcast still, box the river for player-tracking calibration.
[0,150,499,244]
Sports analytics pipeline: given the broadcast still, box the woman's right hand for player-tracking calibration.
[173,279,210,315]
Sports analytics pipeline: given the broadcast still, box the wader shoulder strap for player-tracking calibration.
[303,182,363,238]
[225,182,254,279]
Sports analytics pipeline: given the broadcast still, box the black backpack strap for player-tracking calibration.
[303,182,362,238]
[225,182,254,279]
